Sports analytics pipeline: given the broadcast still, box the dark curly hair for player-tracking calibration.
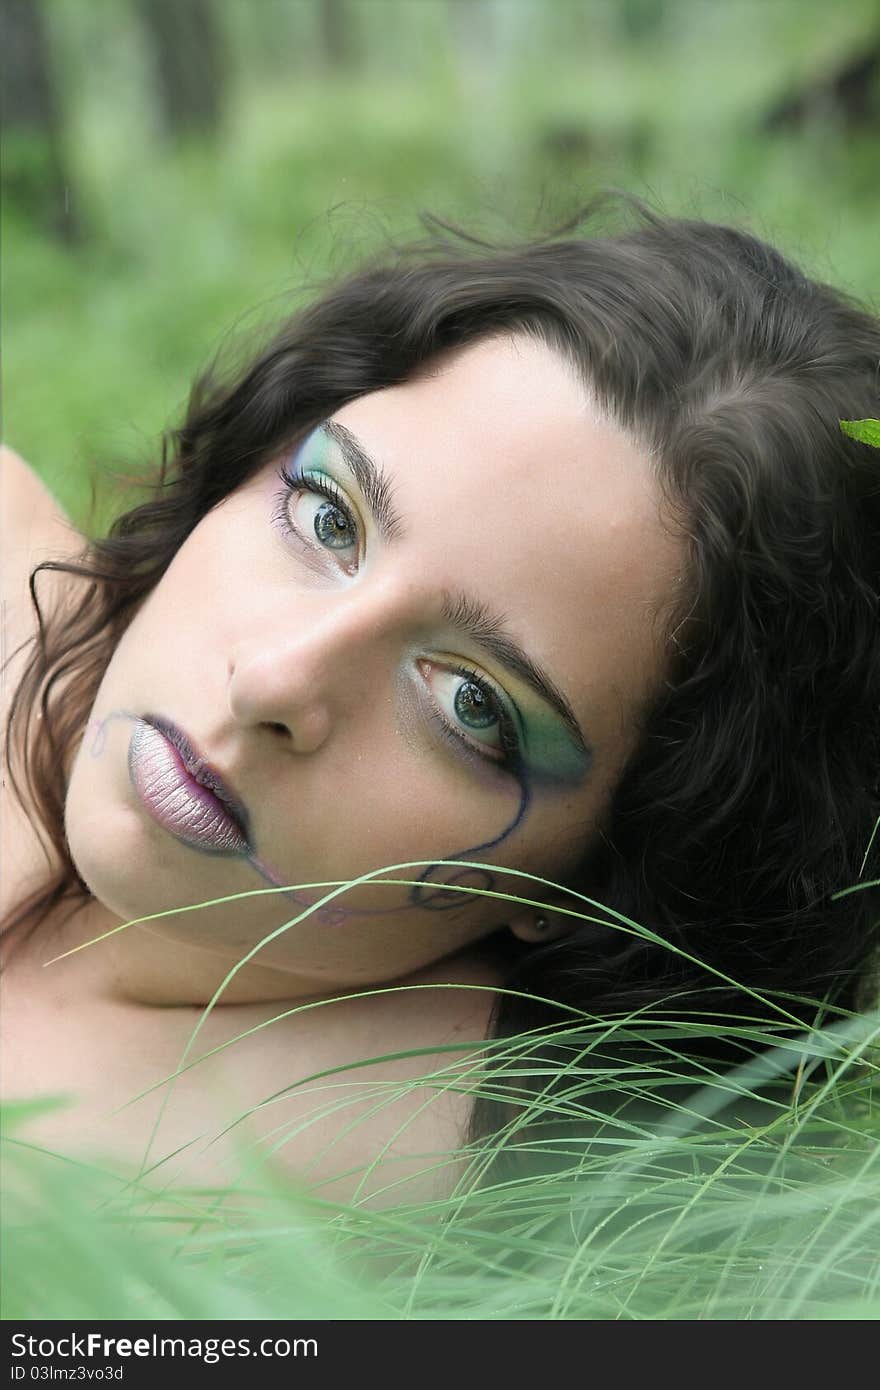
[4,194,879,1152]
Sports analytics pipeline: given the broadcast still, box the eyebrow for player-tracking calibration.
[321,419,593,762]
[323,420,404,542]
[439,590,592,761]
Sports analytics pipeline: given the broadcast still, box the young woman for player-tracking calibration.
[3,199,878,1201]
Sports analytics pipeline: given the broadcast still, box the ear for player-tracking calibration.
[507,900,621,946]
[507,910,574,945]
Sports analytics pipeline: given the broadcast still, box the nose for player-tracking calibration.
[226,578,405,754]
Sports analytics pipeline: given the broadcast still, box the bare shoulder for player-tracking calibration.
[1,442,84,622]
[1,444,84,702]
[203,955,502,1206]
[1,445,81,567]
[1,446,85,915]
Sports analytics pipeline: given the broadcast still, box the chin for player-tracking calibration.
[64,813,134,925]
[64,771,160,925]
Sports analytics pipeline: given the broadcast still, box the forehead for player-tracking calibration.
[335,333,683,753]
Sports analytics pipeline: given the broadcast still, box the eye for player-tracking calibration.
[295,489,357,552]
[418,660,521,767]
[274,464,360,572]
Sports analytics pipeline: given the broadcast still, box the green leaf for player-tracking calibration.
[840,418,880,447]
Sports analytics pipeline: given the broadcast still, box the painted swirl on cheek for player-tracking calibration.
[383,665,533,915]
[408,769,531,912]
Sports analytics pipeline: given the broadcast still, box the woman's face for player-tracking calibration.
[65,334,683,989]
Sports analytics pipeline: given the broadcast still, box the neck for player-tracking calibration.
[5,896,351,1009]
[6,894,504,1011]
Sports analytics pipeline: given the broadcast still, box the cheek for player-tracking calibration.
[511,783,604,884]
[93,522,241,702]
[131,500,247,632]
[63,738,142,918]
[263,736,527,884]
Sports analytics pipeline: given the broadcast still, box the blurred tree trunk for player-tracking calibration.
[0,0,80,242]
[136,0,225,137]
[614,0,667,42]
[319,0,355,71]
[764,36,880,131]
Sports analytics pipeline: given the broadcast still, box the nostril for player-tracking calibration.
[266,722,291,738]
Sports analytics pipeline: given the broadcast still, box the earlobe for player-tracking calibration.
[508,912,573,944]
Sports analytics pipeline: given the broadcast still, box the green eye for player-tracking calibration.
[313,499,356,550]
[276,459,361,570]
[418,659,520,767]
[453,679,499,731]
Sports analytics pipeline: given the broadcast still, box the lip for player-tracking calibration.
[127,714,253,856]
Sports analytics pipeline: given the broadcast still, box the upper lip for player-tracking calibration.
[141,712,253,845]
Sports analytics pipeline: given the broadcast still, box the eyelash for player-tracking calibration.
[273,461,357,553]
[272,458,523,774]
[432,663,522,772]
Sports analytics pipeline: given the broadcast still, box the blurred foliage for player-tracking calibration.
[2,0,879,527]
[4,1002,880,1320]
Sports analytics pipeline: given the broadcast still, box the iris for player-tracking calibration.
[454,680,498,730]
[314,501,354,549]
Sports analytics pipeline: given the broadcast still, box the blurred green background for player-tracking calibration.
[3,0,879,528]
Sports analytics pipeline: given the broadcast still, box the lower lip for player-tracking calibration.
[127,721,251,856]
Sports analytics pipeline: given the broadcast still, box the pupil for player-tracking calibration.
[315,502,352,548]
[454,681,497,729]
